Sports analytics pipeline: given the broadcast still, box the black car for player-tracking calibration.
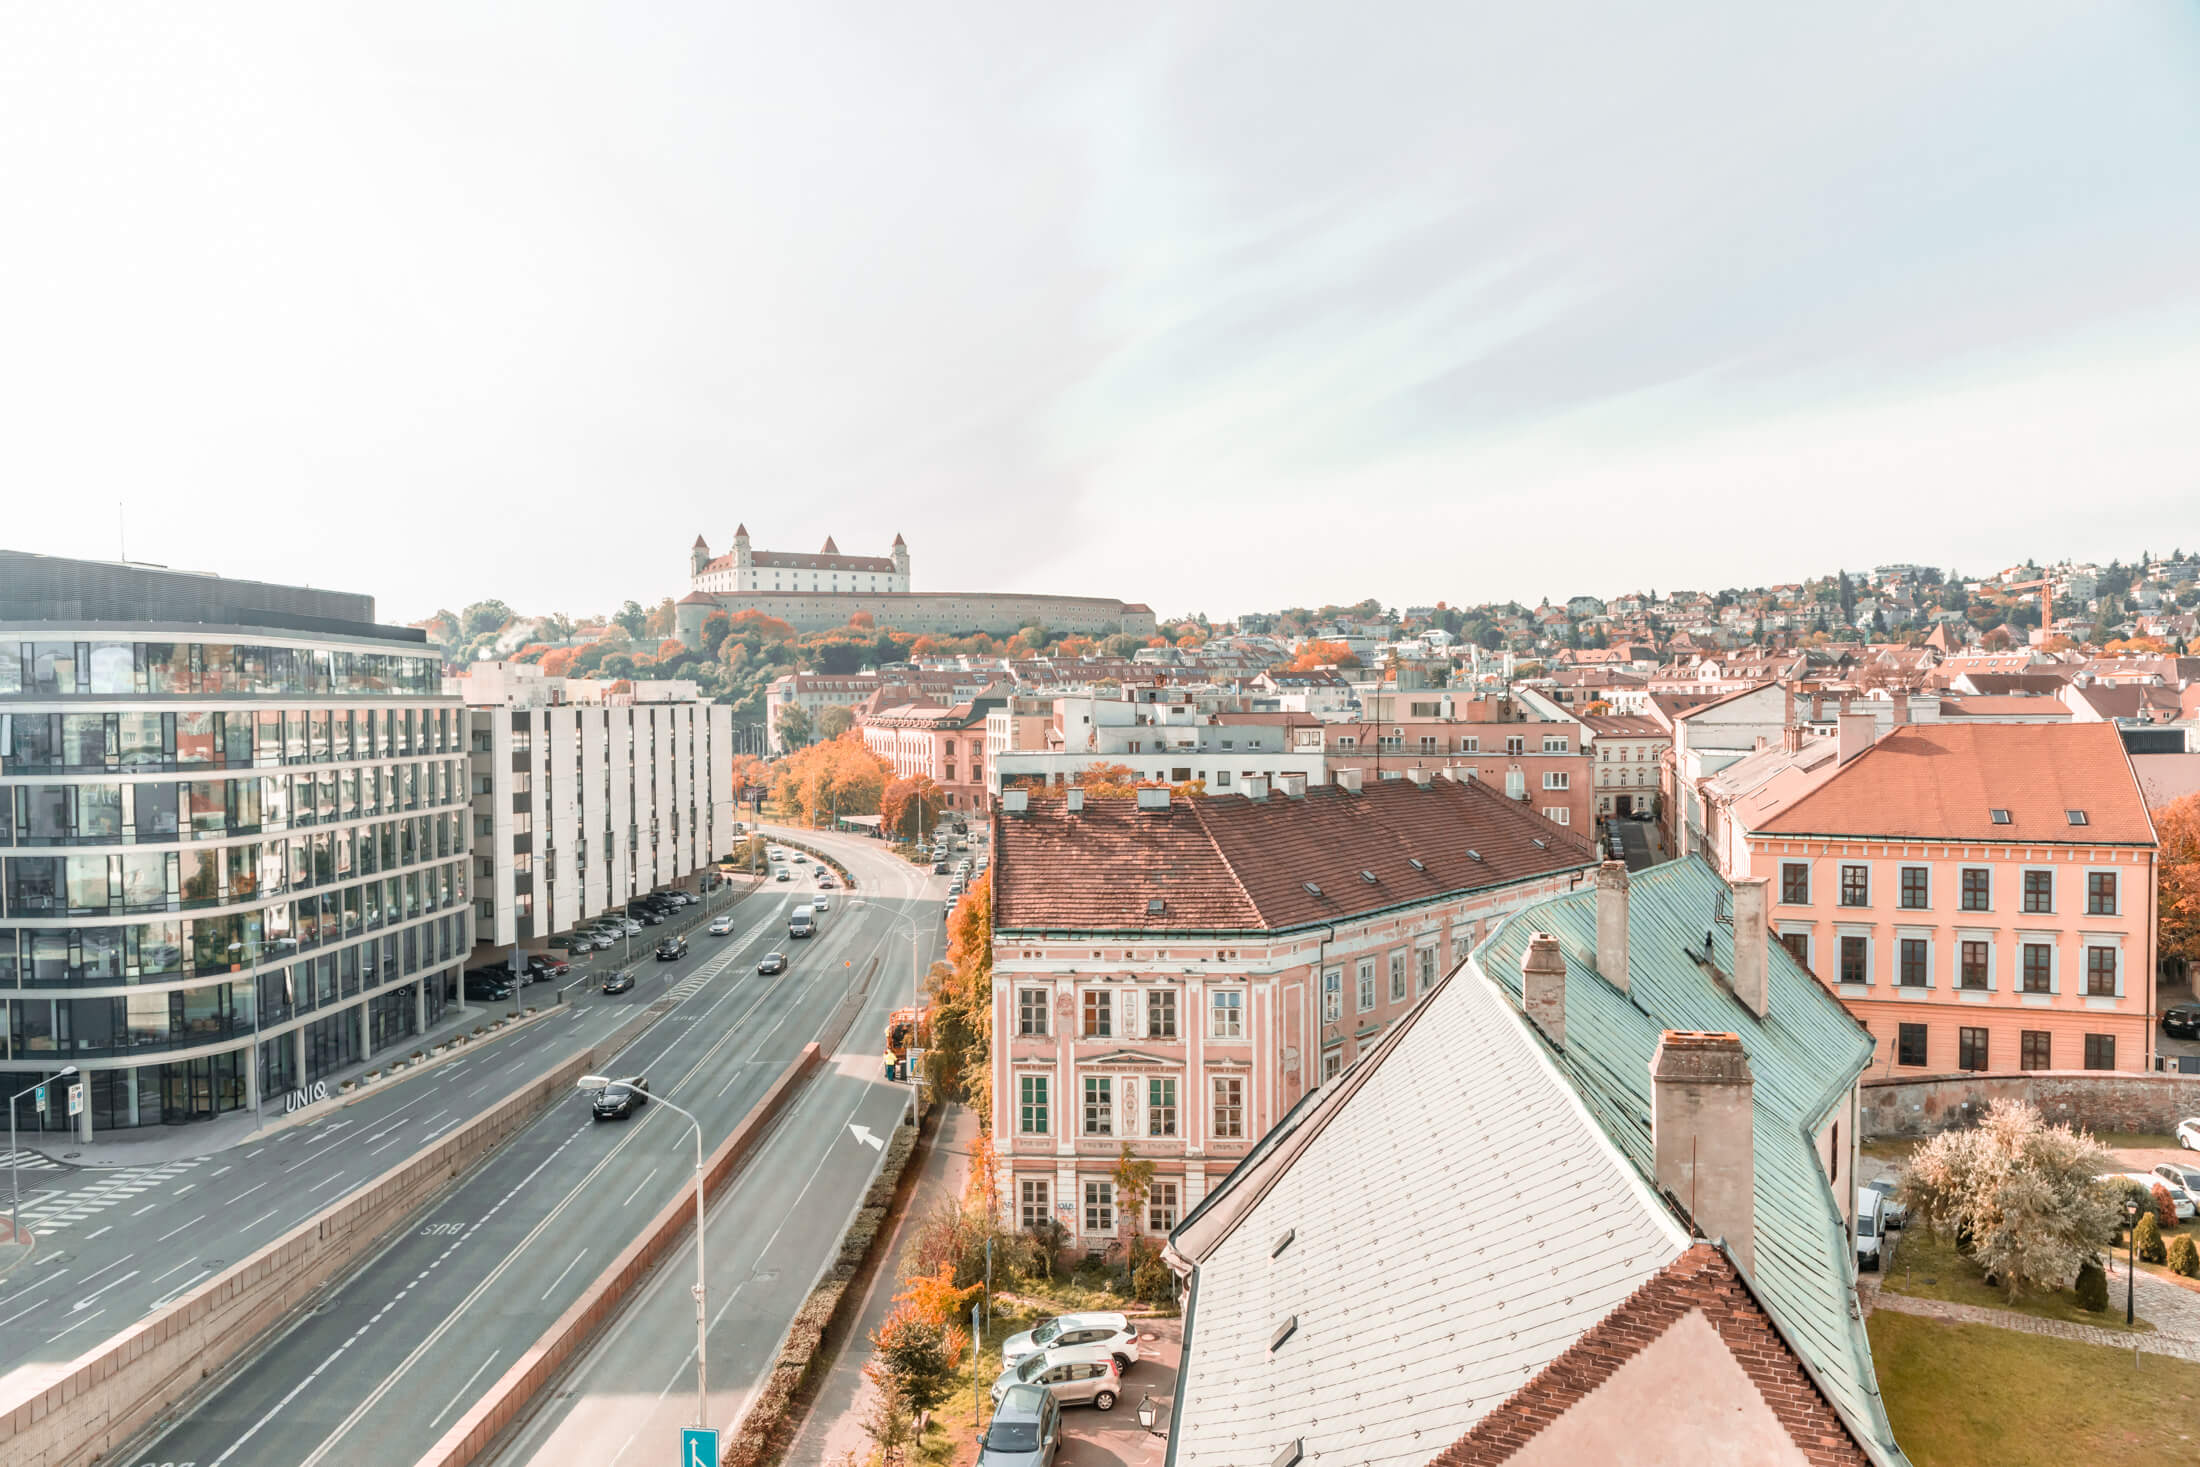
[757,951,788,975]
[2165,1005,2200,1039]
[932,861,950,874]
[601,968,636,995]
[591,1075,650,1120]
[655,935,688,961]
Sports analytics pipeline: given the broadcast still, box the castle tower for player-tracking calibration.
[891,531,909,587]
[733,523,752,590]
[690,534,710,583]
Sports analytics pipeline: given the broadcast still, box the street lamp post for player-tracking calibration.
[8,1067,78,1241]
[578,1076,710,1426]
[2126,1200,2140,1326]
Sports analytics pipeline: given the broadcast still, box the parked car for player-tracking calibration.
[1001,1312,1139,1372]
[590,1075,650,1120]
[976,1383,1062,1467]
[757,951,788,975]
[616,917,643,935]
[463,973,515,1002]
[708,914,736,936]
[989,1350,1120,1410]
[1858,1176,1906,1229]
[549,933,591,952]
[524,956,569,982]
[2180,1116,2200,1151]
[2144,1166,2200,1219]
[655,935,688,961]
[1855,1186,1884,1271]
[2165,1005,2200,1039]
[2153,1162,2200,1202]
[601,968,636,994]
[2103,1171,2197,1221]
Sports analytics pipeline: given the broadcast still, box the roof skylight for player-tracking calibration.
[1303,881,1323,896]
[2066,809,2089,825]
[1407,857,1426,871]
[1147,898,1166,914]
[1360,870,1379,884]
[1467,849,1483,861]
[1990,808,2012,824]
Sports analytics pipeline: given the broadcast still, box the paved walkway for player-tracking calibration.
[1864,1240,2200,1362]
[782,1102,978,1467]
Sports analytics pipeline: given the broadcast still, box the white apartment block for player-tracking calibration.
[460,663,734,954]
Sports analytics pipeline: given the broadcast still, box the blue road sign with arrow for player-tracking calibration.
[682,1427,719,1467]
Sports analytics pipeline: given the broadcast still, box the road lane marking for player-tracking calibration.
[428,1350,501,1429]
[241,1207,280,1231]
[156,1213,206,1242]
[540,1247,589,1301]
[149,1256,202,1286]
[45,1307,103,1343]
[230,1180,268,1205]
[84,1225,111,1240]
[622,1167,660,1207]
[130,1203,157,1216]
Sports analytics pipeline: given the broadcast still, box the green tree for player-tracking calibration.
[1111,1145,1156,1249]
[868,1318,959,1415]
[613,599,648,637]
[776,705,814,750]
[460,599,514,640]
[1896,1098,2115,1301]
[814,704,856,741]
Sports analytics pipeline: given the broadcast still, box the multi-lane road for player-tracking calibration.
[108,827,941,1467]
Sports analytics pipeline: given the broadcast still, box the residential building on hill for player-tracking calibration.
[1164,858,1901,1467]
[987,777,1598,1246]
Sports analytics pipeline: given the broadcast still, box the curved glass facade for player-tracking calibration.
[1,630,468,1131]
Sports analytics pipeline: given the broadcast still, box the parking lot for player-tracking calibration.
[1055,1316,1180,1467]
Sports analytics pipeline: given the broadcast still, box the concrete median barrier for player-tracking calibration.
[0,998,677,1467]
[414,1042,826,1467]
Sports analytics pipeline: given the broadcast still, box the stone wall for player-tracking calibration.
[676,590,1156,643]
[1861,1069,2200,1140]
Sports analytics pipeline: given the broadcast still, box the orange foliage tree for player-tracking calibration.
[925,871,994,1126]
[1276,639,1360,672]
[880,775,946,840]
[769,733,891,826]
[726,609,799,641]
[2161,792,2200,970]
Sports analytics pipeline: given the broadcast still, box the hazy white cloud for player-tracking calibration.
[0,2,2193,623]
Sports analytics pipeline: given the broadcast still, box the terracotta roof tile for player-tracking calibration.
[1759,721,2153,845]
[993,779,1597,933]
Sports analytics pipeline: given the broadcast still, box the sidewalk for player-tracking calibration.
[1862,1245,2200,1363]
[784,1102,979,1467]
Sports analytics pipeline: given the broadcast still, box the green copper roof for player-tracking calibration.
[1475,857,1905,1467]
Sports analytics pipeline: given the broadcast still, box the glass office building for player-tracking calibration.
[0,553,469,1132]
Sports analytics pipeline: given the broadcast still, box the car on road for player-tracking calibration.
[757,951,789,975]
[933,861,950,874]
[590,1075,650,1120]
[976,1383,1061,1467]
[655,935,688,961]
[708,914,736,936]
[791,851,808,863]
[988,1350,1120,1411]
[601,969,636,994]
[775,867,792,882]
[2180,1116,2200,1151]
[813,895,831,912]
[943,898,956,918]
[1001,1312,1140,1372]
[1858,1176,1906,1229]
[2165,1005,2200,1039]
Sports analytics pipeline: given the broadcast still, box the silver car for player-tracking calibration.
[1001,1311,1139,1371]
[1859,1176,1907,1229]
[989,1349,1120,1411]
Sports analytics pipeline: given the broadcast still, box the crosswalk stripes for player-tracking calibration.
[0,1149,63,1172]
[8,1156,206,1237]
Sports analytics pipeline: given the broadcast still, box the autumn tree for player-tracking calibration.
[880,775,947,840]
[1275,639,1360,673]
[2160,792,2200,971]
[1896,1098,2115,1301]
[642,596,677,640]
[770,733,891,826]
[1111,1145,1156,1249]
[925,871,994,1124]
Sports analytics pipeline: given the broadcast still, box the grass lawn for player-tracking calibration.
[1859,1137,1920,1166]
[1880,1227,2152,1332]
[2099,1132,2184,1154]
[1870,1310,2200,1466]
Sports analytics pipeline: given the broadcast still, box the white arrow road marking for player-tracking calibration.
[72,1269,138,1311]
[848,1123,882,1151]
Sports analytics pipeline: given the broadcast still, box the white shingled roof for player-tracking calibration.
[1170,970,1688,1467]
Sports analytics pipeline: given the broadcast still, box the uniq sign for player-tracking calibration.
[284,1080,332,1115]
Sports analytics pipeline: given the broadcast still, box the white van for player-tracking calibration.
[789,903,816,939]
[1855,1187,1884,1272]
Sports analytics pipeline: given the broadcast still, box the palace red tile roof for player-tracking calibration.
[992,777,1598,933]
[1757,721,2154,846]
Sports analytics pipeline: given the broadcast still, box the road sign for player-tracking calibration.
[66,1084,83,1118]
[681,1427,719,1467]
[32,1085,47,1116]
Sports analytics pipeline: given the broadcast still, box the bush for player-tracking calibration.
[1133,1253,1174,1304]
[2074,1255,2109,1312]
[2136,1211,2167,1265]
[2170,1234,2200,1278]
[2155,1183,2181,1233]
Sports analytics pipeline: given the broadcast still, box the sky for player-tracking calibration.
[2,2,2197,626]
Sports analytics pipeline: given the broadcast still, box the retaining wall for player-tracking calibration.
[416,1042,825,1467]
[0,998,675,1467]
[1862,1069,2200,1140]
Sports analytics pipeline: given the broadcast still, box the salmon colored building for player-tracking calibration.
[1736,720,2159,1075]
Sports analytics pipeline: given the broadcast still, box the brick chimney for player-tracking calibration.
[1890,689,1910,725]
[1836,710,1876,766]
[1523,932,1566,1047]
[1782,724,1806,754]
[1065,788,1084,813]
[1335,767,1364,793]
[1730,875,1769,1019]
[1242,774,1270,801]
[1651,1031,1756,1273]
[1596,862,1629,992]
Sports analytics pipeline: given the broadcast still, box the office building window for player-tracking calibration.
[1146,988,1177,1039]
[1961,867,1990,911]
[2020,1030,2051,1070]
[1082,1076,1112,1135]
[1840,935,1868,985]
[1896,1024,1928,1067]
[2086,946,2118,997]
[1147,1077,1177,1136]
[1084,1181,1114,1235]
[2088,871,2118,916]
[2022,943,2052,993]
[1959,1027,1989,1072]
[1081,990,1111,1039]
[1899,938,1928,987]
[2085,1033,2116,1071]
[1018,988,1049,1036]
[1019,1178,1050,1231]
[1211,990,1242,1038]
[1781,862,1809,905]
[2023,870,2053,914]
[1840,865,1869,907]
[1212,1076,1244,1139]
[1019,1075,1048,1134]
[1960,941,1989,990]
[1148,1180,1179,1233]
[1899,866,1929,909]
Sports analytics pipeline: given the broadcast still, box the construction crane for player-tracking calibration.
[1999,578,2054,634]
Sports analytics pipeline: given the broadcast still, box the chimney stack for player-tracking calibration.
[1278,773,1308,799]
[1335,767,1364,793]
[1002,789,1029,814]
[1730,875,1769,1019]
[1782,724,1805,754]
[1836,710,1876,766]
[1596,862,1630,992]
[1136,787,1171,811]
[1065,788,1084,813]
[1405,768,1431,787]
[1890,689,1910,725]
[1651,1031,1756,1273]
[1522,932,1566,1047]
[1243,774,1270,801]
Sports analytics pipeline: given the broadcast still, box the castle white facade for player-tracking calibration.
[690,524,909,595]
